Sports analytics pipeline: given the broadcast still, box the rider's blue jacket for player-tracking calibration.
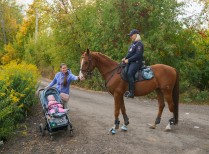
[125,41,144,65]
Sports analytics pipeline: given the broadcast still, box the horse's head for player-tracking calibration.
[79,48,96,80]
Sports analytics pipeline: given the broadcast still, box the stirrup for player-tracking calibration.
[126,93,134,98]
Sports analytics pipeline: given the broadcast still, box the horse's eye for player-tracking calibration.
[84,61,88,65]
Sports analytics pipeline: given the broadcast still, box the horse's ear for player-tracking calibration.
[86,48,90,55]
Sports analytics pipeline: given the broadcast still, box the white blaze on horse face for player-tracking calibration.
[79,58,85,80]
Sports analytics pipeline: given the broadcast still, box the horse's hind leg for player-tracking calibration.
[164,92,175,130]
[150,89,165,129]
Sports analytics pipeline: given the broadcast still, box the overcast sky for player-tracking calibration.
[16,0,203,13]
[16,0,33,5]
[16,0,204,19]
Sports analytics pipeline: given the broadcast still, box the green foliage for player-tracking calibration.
[0,0,23,43]
[178,29,209,91]
[181,87,209,104]
[2,0,209,103]
[195,90,209,102]
[0,61,40,140]
[0,0,23,61]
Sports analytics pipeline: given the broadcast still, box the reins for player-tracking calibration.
[104,63,124,87]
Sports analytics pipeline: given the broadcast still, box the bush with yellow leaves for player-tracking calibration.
[0,61,40,140]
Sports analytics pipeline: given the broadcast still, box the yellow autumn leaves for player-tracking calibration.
[0,61,40,112]
[0,61,40,139]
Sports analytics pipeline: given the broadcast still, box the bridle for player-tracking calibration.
[80,53,126,94]
[80,54,93,78]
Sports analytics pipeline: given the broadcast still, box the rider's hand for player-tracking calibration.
[124,59,129,64]
[122,58,125,62]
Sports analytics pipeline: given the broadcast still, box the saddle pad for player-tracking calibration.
[120,66,154,82]
[142,67,154,80]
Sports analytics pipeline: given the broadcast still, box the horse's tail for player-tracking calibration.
[173,69,179,125]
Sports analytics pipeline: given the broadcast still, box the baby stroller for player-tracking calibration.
[38,87,73,140]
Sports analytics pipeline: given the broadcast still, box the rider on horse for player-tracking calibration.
[122,29,144,98]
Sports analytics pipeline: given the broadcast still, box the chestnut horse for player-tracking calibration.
[79,49,179,134]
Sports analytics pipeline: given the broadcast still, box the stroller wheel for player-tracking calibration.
[64,126,68,131]
[50,135,54,141]
[69,130,74,136]
[69,127,74,137]
[39,123,45,137]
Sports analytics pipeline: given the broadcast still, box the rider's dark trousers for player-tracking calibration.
[127,62,141,93]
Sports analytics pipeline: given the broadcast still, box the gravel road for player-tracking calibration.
[1,80,209,154]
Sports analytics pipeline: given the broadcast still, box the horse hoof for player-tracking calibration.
[165,124,171,131]
[165,128,171,131]
[121,124,128,131]
[115,125,119,129]
[109,128,116,134]
[148,124,156,129]
[149,126,156,129]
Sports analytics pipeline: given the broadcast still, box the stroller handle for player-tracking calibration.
[38,88,45,96]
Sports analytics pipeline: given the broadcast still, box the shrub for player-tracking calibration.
[180,86,209,104]
[0,61,40,140]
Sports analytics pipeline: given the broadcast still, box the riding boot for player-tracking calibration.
[126,82,135,98]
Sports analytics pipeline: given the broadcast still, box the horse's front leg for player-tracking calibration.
[110,92,122,134]
[120,96,129,131]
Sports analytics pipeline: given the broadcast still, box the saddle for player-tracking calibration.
[118,64,154,82]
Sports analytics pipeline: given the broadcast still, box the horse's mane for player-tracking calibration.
[92,52,118,66]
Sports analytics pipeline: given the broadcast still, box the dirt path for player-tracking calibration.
[1,80,209,154]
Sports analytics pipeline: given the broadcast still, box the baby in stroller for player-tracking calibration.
[47,95,69,115]
[38,87,73,138]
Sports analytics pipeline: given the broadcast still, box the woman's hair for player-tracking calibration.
[63,71,69,87]
[60,63,69,87]
[60,63,67,68]
[135,34,141,41]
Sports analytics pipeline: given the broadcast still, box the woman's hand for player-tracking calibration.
[78,76,85,81]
